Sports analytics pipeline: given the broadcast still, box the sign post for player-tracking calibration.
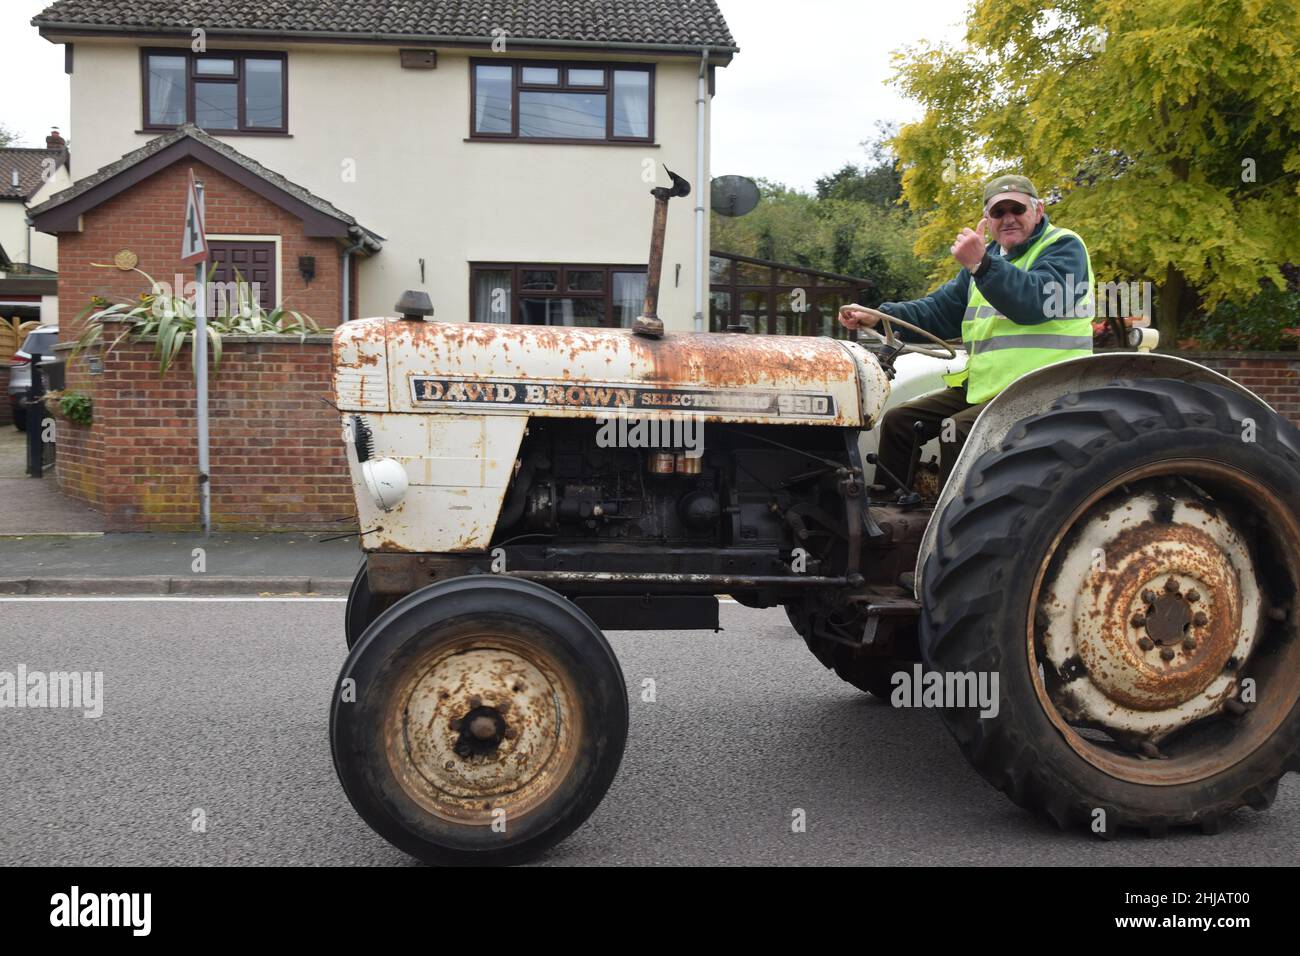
[181,169,211,536]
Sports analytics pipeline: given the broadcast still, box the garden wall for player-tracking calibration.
[54,332,355,531]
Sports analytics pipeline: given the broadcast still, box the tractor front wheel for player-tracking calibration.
[331,575,628,865]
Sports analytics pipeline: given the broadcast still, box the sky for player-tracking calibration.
[0,0,970,190]
[710,0,969,191]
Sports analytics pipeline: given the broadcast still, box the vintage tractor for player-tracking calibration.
[329,177,1300,865]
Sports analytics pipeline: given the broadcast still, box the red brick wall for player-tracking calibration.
[56,158,345,342]
[1180,351,1300,426]
[57,335,356,531]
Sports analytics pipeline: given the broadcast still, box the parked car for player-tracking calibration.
[8,326,59,431]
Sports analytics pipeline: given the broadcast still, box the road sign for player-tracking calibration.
[180,168,208,265]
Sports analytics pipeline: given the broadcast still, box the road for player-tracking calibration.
[1,597,1296,866]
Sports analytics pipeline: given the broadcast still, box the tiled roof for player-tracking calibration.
[32,0,738,49]
[0,148,65,201]
[28,124,383,247]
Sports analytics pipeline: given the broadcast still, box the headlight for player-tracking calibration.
[361,457,409,511]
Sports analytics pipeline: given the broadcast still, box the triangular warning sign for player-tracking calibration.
[180,168,208,265]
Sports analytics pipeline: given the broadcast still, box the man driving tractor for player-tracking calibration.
[839,173,1095,491]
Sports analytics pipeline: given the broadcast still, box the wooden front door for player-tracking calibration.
[209,240,276,311]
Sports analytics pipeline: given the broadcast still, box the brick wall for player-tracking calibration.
[56,333,356,531]
[55,158,346,340]
[1180,351,1300,426]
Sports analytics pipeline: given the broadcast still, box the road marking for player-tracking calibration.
[0,596,348,603]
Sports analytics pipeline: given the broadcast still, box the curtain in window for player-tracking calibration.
[612,71,650,138]
[612,272,646,327]
[148,55,187,125]
[474,270,511,323]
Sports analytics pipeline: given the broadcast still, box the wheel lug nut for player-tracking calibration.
[504,727,518,740]
[468,695,481,708]
[1142,589,1156,605]
[1193,611,1208,626]
[1224,698,1247,716]
[1183,637,1197,650]
[449,717,462,730]
[1138,636,1154,651]
[1160,647,1176,661]
[1164,577,1180,593]
[1131,612,1146,627]
[1185,589,1200,602]
[496,700,511,714]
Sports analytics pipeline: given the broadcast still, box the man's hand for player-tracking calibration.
[837,304,880,331]
[950,218,989,272]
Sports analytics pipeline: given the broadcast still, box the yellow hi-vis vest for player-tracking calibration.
[943,224,1095,404]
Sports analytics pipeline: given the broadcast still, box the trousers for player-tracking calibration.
[874,387,985,490]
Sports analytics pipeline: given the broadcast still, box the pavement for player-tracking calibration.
[1,598,1295,866]
[0,426,110,534]
[0,532,362,595]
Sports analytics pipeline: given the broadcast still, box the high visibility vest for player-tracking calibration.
[943,225,1095,404]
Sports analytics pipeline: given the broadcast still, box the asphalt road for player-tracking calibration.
[1,597,1296,866]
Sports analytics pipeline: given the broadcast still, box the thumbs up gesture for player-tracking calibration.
[950,218,989,272]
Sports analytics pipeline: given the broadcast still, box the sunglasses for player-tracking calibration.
[988,201,1028,218]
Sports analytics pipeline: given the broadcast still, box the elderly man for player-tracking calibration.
[839,174,1095,492]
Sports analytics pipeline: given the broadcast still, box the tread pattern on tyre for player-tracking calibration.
[920,377,1300,836]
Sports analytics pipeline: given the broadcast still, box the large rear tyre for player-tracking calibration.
[331,575,628,865]
[920,378,1300,835]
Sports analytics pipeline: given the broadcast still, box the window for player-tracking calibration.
[470,61,654,142]
[471,264,647,327]
[708,253,869,338]
[143,50,287,133]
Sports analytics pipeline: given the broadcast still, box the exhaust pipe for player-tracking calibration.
[634,165,691,339]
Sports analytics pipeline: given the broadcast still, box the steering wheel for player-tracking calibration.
[839,305,957,360]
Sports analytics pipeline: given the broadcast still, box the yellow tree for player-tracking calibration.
[890,0,1300,346]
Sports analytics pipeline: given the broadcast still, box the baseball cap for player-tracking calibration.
[983,174,1039,212]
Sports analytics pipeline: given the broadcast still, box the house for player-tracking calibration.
[0,129,70,327]
[28,0,738,333]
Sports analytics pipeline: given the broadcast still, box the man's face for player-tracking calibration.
[985,197,1043,249]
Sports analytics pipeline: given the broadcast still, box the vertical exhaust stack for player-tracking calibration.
[634,166,691,339]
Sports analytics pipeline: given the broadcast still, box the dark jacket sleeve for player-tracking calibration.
[970,234,1090,325]
[877,271,970,342]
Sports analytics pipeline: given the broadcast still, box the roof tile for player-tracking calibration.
[32,1,737,49]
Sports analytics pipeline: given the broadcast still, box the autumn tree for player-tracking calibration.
[889,0,1300,347]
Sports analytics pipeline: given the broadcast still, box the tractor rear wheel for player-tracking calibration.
[786,601,905,698]
[921,378,1300,835]
[331,575,628,865]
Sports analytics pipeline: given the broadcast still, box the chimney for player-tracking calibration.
[46,127,66,150]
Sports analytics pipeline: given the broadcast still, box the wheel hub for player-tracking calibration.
[392,643,573,820]
[1038,493,1261,740]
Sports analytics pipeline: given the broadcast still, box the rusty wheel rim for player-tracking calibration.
[1026,459,1300,786]
[384,633,581,825]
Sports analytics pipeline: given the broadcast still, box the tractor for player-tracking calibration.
[328,176,1300,865]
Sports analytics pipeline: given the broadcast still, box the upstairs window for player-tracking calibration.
[143,50,287,133]
[471,61,654,143]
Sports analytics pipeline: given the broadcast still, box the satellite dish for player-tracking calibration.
[710,175,760,217]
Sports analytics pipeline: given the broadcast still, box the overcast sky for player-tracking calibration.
[0,0,969,191]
